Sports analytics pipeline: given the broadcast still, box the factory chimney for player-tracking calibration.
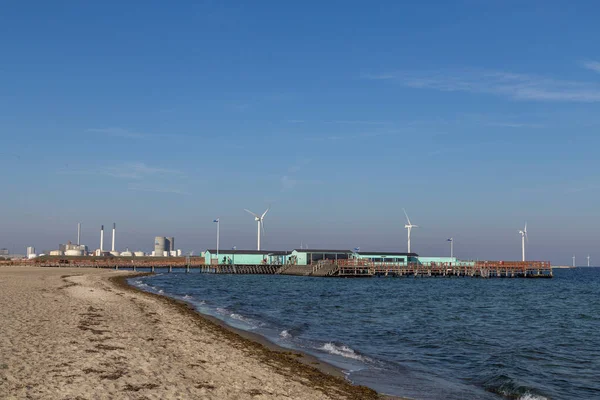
[112,223,116,252]
[100,225,104,252]
[77,223,81,246]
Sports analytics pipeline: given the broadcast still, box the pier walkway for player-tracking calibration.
[31,257,552,278]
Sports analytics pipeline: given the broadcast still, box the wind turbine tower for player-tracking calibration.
[244,206,270,251]
[587,255,590,267]
[518,223,528,262]
[403,209,418,253]
[572,255,576,268]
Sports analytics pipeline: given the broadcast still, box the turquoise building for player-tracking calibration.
[203,248,472,267]
[355,251,418,265]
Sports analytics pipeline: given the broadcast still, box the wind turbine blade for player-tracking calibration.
[403,208,412,225]
[261,206,271,219]
[244,209,259,218]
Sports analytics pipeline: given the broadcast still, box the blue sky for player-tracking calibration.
[1,1,599,265]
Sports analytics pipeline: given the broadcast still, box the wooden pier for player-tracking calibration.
[30,256,552,278]
[325,260,553,278]
[199,264,280,274]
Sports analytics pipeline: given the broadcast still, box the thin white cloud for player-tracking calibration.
[103,162,182,179]
[87,127,183,140]
[128,183,190,195]
[329,120,388,125]
[366,69,600,102]
[87,127,148,139]
[307,131,387,142]
[485,122,544,128]
[280,175,297,191]
[582,61,600,74]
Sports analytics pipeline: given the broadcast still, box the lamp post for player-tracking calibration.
[232,246,236,265]
[447,238,453,258]
[213,218,220,264]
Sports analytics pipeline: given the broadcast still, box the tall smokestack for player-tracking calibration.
[112,223,116,252]
[100,225,104,252]
[77,223,81,245]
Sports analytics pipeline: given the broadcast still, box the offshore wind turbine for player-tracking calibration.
[518,223,528,261]
[587,255,590,267]
[403,209,418,253]
[244,206,270,251]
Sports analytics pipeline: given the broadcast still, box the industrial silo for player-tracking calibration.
[154,236,166,257]
[167,237,174,252]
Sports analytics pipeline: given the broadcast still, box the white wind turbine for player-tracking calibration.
[403,208,418,253]
[244,206,270,251]
[518,223,528,261]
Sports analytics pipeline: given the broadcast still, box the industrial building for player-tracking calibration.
[27,247,36,259]
[153,236,181,257]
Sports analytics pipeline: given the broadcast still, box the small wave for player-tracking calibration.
[158,289,164,294]
[518,394,548,400]
[280,330,292,339]
[483,374,547,400]
[183,295,192,299]
[229,313,256,327]
[216,307,228,315]
[319,342,368,362]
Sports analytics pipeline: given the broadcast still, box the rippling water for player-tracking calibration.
[129,268,600,400]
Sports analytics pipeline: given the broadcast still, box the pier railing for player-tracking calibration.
[326,260,552,278]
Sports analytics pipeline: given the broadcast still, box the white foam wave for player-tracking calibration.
[158,289,164,294]
[183,295,192,299]
[319,342,367,362]
[279,330,292,339]
[229,313,256,327]
[519,394,548,400]
[216,307,228,315]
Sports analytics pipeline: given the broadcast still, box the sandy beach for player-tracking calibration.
[0,266,383,400]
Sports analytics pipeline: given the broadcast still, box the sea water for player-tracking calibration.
[129,268,600,399]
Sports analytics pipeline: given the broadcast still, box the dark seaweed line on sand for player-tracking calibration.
[110,273,389,400]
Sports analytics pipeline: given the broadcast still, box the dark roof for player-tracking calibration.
[205,249,290,255]
[356,251,418,257]
[293,249,353,253]
[268,250,292,255]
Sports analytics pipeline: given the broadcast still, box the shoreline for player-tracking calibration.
[114,273,404,400]
[0,266,402,400]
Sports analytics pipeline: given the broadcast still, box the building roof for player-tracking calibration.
[293,249,353,253]
[205,249,290,255]
[356,251,419,257]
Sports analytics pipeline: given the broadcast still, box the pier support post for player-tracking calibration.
[169,265,172,273]
[151,265,155,273]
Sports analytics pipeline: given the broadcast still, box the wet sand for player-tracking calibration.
[0,266,391,399]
